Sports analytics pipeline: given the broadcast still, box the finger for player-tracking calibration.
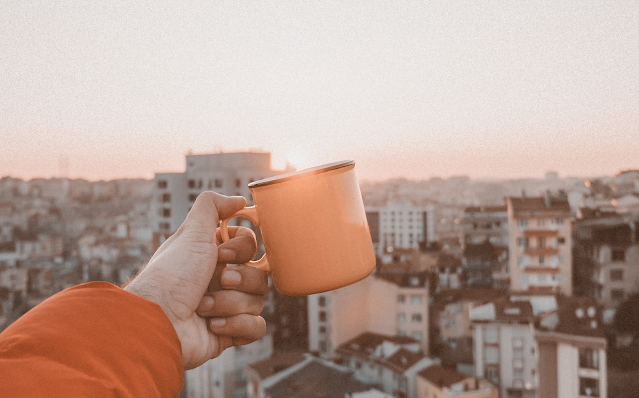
[148,192,245,262]
[184,191,246,233]
[209,314,266,346]
[216,226,257,264]
[219,266,269,295]
[196,289,264,317]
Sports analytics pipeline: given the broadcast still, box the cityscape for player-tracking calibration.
[1,151,638,398]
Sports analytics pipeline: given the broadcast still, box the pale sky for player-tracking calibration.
[1,1,638,181]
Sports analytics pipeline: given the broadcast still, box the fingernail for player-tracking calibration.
[201,296,214,309]
[221,269,242,286]
[210,318,226,328]
[219,249,234,261]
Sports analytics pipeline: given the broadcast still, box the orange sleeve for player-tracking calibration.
[0,282,184,398]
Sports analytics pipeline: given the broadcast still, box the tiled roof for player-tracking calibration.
[247,351,306,379]
[464,206,507,213]
[418,365,467,388]
[265,359,371,398]
[386,348,424,371]
[508,197,571,215]
[494,299,534,323]
[437,288,507,303]
[539,296,605,338]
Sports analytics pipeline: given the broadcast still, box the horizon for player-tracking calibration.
[2,1,638,183]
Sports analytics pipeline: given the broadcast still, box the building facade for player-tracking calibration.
[308,272,430,358]
[507,196,572,294]
[152,152,282,236]
[366,202,436,257]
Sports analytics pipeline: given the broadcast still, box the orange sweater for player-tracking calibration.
[0,282,184,397]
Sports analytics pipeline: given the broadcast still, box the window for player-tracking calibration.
[612,249,626,262]
[188,193,198,202]
[319,326,326,334]
[552,218,565,226]
[398,294,406,304]
[215,179,223,188]
[579,377,599,397]
[411,331,423,341]
[579,348,599,370]
[319,340,328,353]
[485,347,499,363]
[398,313,406,323]
[485,365,499,384]
[610,269,624,281]
[318,296,326,307]
[319,311,327,322]
[538,237,546,248]
[411,313,422,322]
[517,237,529,249]
[538,219,546,227]
[159,222,170,230]
[557,237,566,244]
[161,193,171,203]
[188,180,196,188]
[157,180,167,189]
[484,327,498,344]
[235,178,242,188]
[411,295,422,305]
[517,219,529,229]
[539,256,545,265]
[162,208,171,218]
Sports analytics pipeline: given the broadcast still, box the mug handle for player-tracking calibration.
[220,206,270,272]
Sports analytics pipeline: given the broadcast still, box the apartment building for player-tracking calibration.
[436,288,506,367]
[471,299,538,398]
[461,206,509,289]
[416,365,498,398]
[335,332,439,398]
[366,202,436,257]
[506,196,572,294]
[574,213,639,312]
[308,272,429,358]
[152,152,281,235]
[536,296,607,398]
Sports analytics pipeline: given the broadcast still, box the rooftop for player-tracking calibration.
[508,196,571,216]
[418,365,467,389]
[265,359,371,398]
[248,350,307,380]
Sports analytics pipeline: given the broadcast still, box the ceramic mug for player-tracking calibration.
[220,160,376,295]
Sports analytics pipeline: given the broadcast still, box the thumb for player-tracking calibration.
[181,192,247,237]
[149,192,246,262]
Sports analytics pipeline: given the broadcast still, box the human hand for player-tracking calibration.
[125,192,268,370]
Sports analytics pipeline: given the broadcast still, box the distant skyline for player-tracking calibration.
[1,1,638,182]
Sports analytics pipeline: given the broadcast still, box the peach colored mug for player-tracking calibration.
[220,160,376,296]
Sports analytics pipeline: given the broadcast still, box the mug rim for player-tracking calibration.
[248,160,355,188]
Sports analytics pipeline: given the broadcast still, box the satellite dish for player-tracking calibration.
[576,308,584,318]
[587,306,596,317]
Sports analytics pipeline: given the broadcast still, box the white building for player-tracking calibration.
[366,202,436,257]
[152,152,282,234]
[471,299,539,398]
[536,296,607,398]
[507,196,573,295]
[308,272,429,358]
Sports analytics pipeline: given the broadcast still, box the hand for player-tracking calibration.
[125,192,268,370]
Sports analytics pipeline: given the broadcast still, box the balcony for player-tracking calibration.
[523,229,559,237]
[524,247,559,257]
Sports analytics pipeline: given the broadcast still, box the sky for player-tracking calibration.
[1,0,638,182]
